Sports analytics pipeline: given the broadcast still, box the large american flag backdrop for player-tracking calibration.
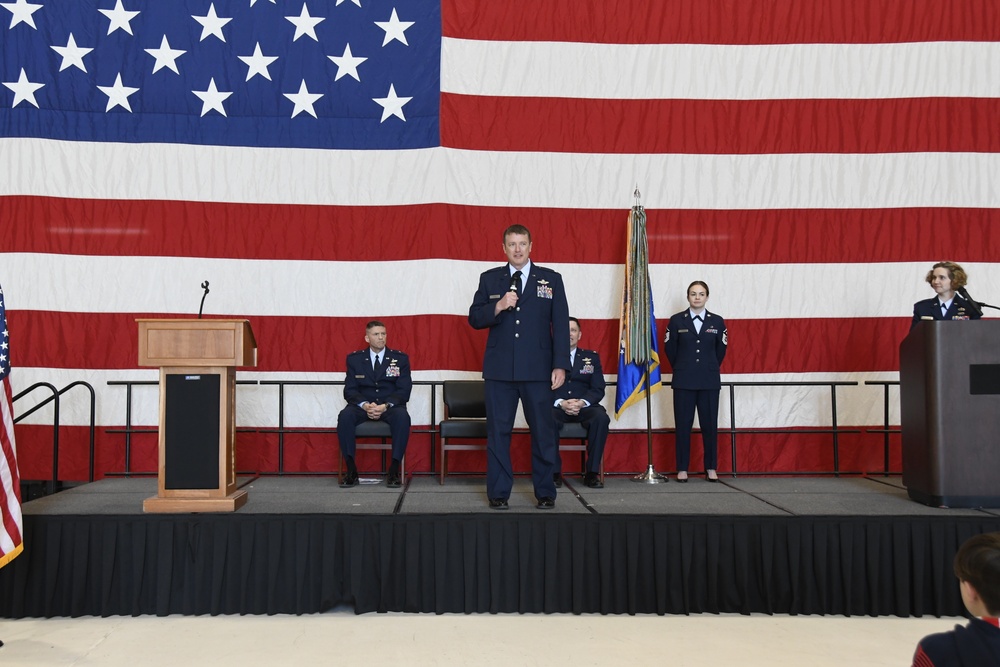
[2,0,999,480]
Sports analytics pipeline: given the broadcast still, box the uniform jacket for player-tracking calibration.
[911,295,982,330]
[664,310,728,391]
[553,348,606,406]
[468,263,570,382]
[912,617,1000,666]
[343,348,412,407]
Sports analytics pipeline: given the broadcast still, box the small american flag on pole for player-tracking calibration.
[0,283,24,569]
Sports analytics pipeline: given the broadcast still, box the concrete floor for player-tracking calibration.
[0,610,961,666]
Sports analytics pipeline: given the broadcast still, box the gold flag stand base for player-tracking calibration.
[632,465,668,484]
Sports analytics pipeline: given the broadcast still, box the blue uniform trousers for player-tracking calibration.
[337,404,410,462]
[673,388,719,471]
[552,405,610,475]
[484,379,558,500]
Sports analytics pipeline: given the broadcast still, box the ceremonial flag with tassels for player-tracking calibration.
[615,204,663,418]
[0,283,23,569]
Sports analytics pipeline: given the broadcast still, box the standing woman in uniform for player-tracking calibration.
[664,281,728,482]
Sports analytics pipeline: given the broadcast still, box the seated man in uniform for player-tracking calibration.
[912,532,1000,666]
[337,320,411,488]
[552,317,609,489]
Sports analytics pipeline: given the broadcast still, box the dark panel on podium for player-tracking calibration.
[164,373,220,490]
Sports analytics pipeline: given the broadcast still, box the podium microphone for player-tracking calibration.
[957,287,984,318]
[198,280,210,318]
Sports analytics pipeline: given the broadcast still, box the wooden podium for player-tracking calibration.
[900,320,1000,507]
[138,319,257,513]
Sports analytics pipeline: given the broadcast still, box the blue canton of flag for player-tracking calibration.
[0,0,441,149]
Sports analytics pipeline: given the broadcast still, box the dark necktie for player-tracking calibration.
[693,315,703,322]
[373,355,381,375]
[512,269,523,295]
[940,302,948,317]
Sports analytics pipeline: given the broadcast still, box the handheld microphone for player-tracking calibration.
[957,287,984,317]
[198,280,210,318]
[507,276,518,311]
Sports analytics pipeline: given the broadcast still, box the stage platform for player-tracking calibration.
[2,475,999,617]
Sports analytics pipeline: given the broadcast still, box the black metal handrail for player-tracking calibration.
[103,377,871,477]
[13,381,97,491]
[255,379,439,474]
[864,380,901,476]
[718,381,860,477]
[106,379,258,477]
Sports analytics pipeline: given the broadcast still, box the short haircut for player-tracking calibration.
[953,532,1000,616]
[568,316,580,329]
[503,224,532,243]
[687,280,710,297]
[365,320,385,332]
[925,261,969,290]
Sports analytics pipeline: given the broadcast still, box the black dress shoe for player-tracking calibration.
[536,497,555,509]
[386,472,402,488]
[583,472,604,489]
[489,498,509,510]
[339,470,359,487]
[706,469,719,483]
[553,474,563,488]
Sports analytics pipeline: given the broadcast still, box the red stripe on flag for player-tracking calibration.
[10,311,909,375]
[5,196,1000,265]
[443,0,1000,44]
[442,95,1000,155]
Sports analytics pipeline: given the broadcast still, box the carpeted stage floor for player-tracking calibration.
[3,475,999,618]
[16,474,1000,517]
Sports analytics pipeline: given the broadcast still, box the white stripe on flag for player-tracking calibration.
[4,254,1000,320]
[2,140,999,209]
[442,39,1000,100]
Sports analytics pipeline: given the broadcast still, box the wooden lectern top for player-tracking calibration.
[137,319,257,368]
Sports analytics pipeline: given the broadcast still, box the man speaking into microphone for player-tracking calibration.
[469,224,571,510]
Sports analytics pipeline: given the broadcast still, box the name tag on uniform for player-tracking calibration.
[489,294,502,299]
[678,328,689,333]
[355,374,365,379]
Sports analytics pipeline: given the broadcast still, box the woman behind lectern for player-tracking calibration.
[664,281,727,483]
[910,261,982,331]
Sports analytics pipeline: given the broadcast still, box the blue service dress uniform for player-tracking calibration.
[337,348,412,462]
[469,262,571,501]
[664,310,728,472]
[552,347,610,475]
[910,295,981,330]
